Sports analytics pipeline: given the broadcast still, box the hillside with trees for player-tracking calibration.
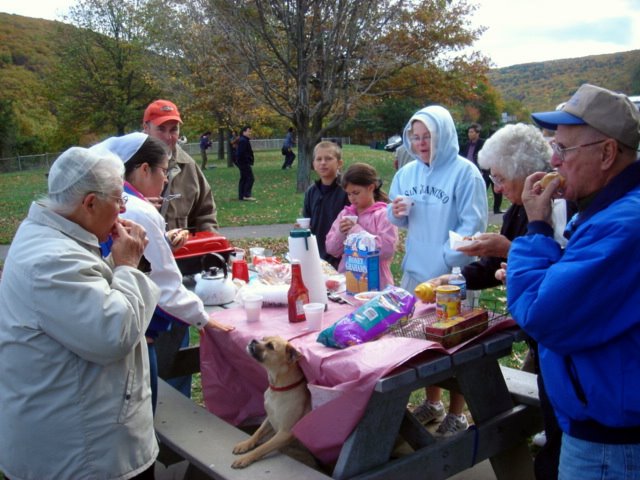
[489,49,640,114]
[3,6,640,167]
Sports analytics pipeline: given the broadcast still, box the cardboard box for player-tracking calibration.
[344,245,380,295]
[424,308,489,348]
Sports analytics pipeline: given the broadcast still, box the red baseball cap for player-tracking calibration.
[143,100,183,125]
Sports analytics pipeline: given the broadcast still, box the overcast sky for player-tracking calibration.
[1,0,639,68]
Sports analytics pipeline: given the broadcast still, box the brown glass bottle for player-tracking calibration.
[288,260,309,323]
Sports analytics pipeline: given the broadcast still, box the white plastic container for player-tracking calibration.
[288,229,328,306]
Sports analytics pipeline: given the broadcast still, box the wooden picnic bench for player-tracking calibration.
[154,344,331,480]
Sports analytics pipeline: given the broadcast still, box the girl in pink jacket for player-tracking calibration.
[326,162,399,289]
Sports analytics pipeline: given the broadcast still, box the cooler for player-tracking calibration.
[173,231,235,275]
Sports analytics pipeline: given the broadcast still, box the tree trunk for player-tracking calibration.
[296,130,314,193]
[217,127,224,160]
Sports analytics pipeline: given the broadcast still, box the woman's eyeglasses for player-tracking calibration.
[155,166,169,178]
[98,193,128,207]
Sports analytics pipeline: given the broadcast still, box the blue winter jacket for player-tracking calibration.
[507,160,640,444]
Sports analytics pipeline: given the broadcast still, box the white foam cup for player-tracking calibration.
[344,215,358,224]
[297,217,311,229]
[303,303,325,330]
[244,294,263,322]
[396,195,414,216]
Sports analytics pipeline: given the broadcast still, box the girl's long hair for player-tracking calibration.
[340,162,389,203]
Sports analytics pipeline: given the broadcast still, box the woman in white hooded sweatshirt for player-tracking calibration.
[387,105,488,437]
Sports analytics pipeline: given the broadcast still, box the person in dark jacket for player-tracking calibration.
[460,123,504,213]
[281,127,296,169]
[302,140,349,270]
[508,84,640,479]
[428,123,576,480]
[236,126,256,201]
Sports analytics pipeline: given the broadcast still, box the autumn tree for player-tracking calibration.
[52,0,161,139]
[184,0,487,191]
[143,0,268,165]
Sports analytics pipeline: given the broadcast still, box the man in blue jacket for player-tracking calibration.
[507,83,640,478]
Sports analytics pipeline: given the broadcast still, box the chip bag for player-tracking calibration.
[317,286,416,348]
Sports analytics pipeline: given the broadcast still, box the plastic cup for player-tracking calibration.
[303,303,325,330]
[396,195,414,216]
[343,215,358,224]
[244,294,263,322]
[249,247,265,262]
[297,217,311,229]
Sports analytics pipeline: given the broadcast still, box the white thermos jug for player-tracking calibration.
[288,228,328,306]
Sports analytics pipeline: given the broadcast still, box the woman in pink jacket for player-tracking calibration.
[326,162,399,289]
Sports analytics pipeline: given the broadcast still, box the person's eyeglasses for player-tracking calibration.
[550,139,606,162]
[489,174,505,186]
[155,166,169,178]
[410,135,431,143]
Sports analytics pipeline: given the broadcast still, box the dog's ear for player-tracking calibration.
[285,344,302,364]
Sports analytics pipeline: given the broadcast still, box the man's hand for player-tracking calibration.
[457,233,512,258]
[167,229,189,251]
[522,172,556,224]
[110,218,148,268]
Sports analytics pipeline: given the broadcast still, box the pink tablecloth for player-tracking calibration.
[200,302,514,464]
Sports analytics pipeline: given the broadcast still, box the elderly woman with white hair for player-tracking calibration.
[0,147,160,479]
[426,122,574,480]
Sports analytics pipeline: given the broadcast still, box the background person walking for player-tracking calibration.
[237,125,256,201]
[281,127,296,169]
[200,130,213,169]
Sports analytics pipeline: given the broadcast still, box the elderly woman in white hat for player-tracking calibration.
[0,147,160,479]
[91,133,234,412]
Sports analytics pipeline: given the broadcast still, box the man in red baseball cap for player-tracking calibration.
[142,99,218,232]
[143,99,219,401]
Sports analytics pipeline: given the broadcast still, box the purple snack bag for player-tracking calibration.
[317,286,416,348]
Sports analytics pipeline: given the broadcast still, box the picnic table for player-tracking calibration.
[198,300,542,479]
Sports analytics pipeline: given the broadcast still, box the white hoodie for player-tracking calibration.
[387,105,488,290]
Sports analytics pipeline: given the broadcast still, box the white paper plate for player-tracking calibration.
[354,291,383,302]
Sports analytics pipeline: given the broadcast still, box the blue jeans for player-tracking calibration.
[147,342,158,415]
[560,433,640,480]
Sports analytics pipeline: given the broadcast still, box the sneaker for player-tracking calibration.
[533,431,547,447]
[435,413,468,437]
[412,401,445,425]
[242,197,257,201]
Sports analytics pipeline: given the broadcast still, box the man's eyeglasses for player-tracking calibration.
[550,139,606,162]
[410,135,431,143]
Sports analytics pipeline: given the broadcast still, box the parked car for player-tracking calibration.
[384,135,402,152]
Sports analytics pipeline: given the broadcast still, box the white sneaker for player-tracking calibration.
[412,401,445,425]
[533,431,547,447]
[435,413,469,437]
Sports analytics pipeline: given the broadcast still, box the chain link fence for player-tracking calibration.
[0,137,351,174]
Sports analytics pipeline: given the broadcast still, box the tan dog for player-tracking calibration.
[231,336,311,469]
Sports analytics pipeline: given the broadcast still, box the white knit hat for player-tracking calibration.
[90,132,148,163]
[48,147,104,195]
